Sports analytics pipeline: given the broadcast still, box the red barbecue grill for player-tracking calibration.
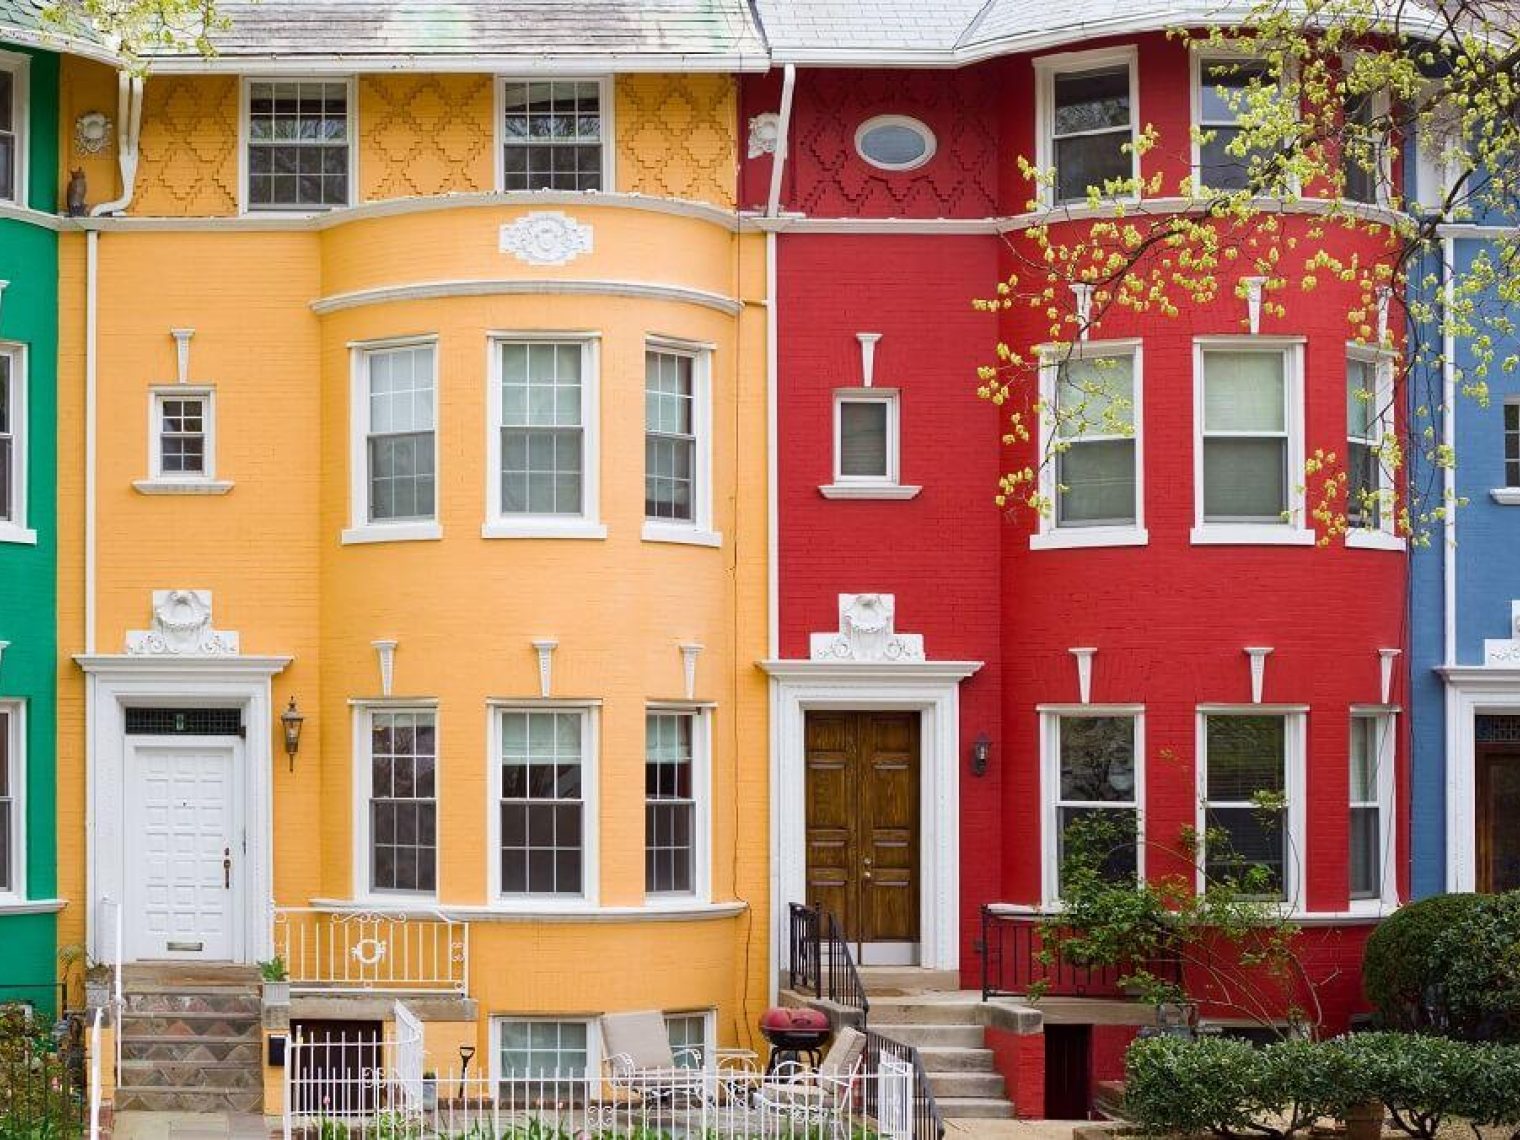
[759,1006,831,1073]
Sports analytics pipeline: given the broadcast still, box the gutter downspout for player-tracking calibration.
[1441,233,1456,669]
[764,64,795,662]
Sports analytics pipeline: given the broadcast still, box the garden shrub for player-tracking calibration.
[1123,1036,1262,1136]
[1361,893,1484,1034]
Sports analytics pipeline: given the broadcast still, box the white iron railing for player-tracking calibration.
[95,895,124,1084]
[272,908,468,993]
[87,1006,103,1140]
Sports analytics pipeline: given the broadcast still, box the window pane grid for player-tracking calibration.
[501,81,603,192]
[1198,59,1277,190]
[1054,717,1139,894]
[1349,716,1385,900]
[158,397,206,475]
[500,342,585,516]
[1505,404,1519,488]
[0,355,12,523]
[366,346,436,523]
[247,81,350,209]
[369,711,437,894]
[1204,715,1288,898]
[1202,350,1290,522]
[1054,356,1137,526]
[498,1020,589,1083]
[646,714,695,894]
[1347,359,1383,528]
[666,1014,707,1069]
[0,709,11,893]
[1052,65,1132,202]
[0,70,15,201]
[646,352,696,521]
[500,711,585,897]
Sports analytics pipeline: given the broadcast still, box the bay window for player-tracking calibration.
[499,79,607,192]
[1037,345,1143,544]
[0,54,23,204]
[1042,53,1137,205]
[362,709,437,895]
[347,339,438,543]
[245,79,353,211]
[643,343,716,542]
[1196,57,1277,191]
[496,709,593,900]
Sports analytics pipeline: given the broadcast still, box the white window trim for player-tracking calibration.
[1191,336,1313,546]
[352,704,440,903]
[1195,706,1308,907]
[486,702,600,908]
[1345,344,1404,550]
[344,335,442,546]
[664,1008,717,1065]
[854,115,937,173]
[645,703,712,904]
[0,50,30,208]
[1493,399,1520,505]
[643,336,720,548]
[1348,707,1399,915]
[489,1016,601,1087]
[0,343,34,545]
[493,76,616,194]
[820,387,921,500]
[1039,705,1146,908]
[1341,56,1395,209]
[0,702,24,901]
[1033,339,1148,549]
[133,385,234,496]
[238,76,358,216]
[484,332,605,541]
[1034,45,1141,210]
[1189,49,1295,196]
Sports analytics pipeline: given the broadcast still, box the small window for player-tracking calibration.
[1350,714,1393,903]
[500,80,605,191]
[1343,91,1389,205]
[245,79,352,211]
[495,1018,593,1096]
[497,709,590,898]
[1050,715,1140,898]
[1346,354,1393,531]
[0,57,23,204]
[364,709,437,895]
[1199,347,1292,524]
[646,713,697,896]
[1197,57,1276,191]
[855,116,936,172]
[831,391,902,486]
[1047,60,1134,204]
[645,351,695,522]
[1202,714,1292,900]
[1052,352,1138,527]
[0,706,20,897]
[665,1012,711,1069]
[354,342,437,532]
[148,389,219,484]
[0,349,18,526]
[1504,403,1519,489]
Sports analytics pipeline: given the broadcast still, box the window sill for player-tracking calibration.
[1345,530,1406,551]
[0,523,38,546]
[341,521,443,545]
[481,519,608,541]
[1030,527,1148,550]
[818,483,922,500]
[641,522,722,548]
[0,897,67,916]
[133,479,234,496]
[1190,525,1316,547]
[1491,488,1520,506]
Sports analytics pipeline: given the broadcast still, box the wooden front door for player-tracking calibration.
[1477,744,1520,893]
[804,711,921,952]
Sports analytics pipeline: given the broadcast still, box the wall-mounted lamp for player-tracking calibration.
[970,733,992,778]
[280,697,305,771]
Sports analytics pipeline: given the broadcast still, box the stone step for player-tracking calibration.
[118,1011,262,1040]
[866,997,982,1026]
[123,990,262,1016]
[113,1086,265,1114]
[870,1023,984,1048]
[120,1035,262,1064]
[916,1046,996,1072]
[119,1059,263,1090]
[858,968,963,994]
[924,1071,1007,1099]
[938,1096,1017,1120]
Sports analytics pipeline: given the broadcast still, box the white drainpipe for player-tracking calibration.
[766,65,796,220]
[763,64,795,658]
[1442,233,1457,668]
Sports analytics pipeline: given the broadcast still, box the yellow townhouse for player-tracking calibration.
[52,0,773,1115]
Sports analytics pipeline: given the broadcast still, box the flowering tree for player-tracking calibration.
[978,0,1520,544]
[42,0,228,62]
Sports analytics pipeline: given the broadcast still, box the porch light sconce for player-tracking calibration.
[1069,647,1097,704]
[170,328,195,384]
[1243,276,1268,335]
[679,642,703,701]
[372,639,398,697]
[856,332,882,388]
[1379,648,1402,706]
[1245,647,1273,704]
[970,733,992,778]
[532,639,558,699]
[280,697,305,771]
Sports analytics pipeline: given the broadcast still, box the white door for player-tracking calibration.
[126,739,241,961]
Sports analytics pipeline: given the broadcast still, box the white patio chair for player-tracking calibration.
[599,1010,755,1108]
[753,1025,868,1137]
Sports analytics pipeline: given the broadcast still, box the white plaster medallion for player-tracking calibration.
[499,212,594,267]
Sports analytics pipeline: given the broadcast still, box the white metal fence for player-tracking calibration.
[272,909,468,993]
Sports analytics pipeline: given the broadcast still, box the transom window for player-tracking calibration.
[1505,403,1519,488]
[1197,57,1276,191]
[646,352,696,522]
[0,61,20,203]
[646,713,696,895]
[497,341,587,518]
[1350,714,1393,903]
[245,80,351,210]
[1051,715,1140,897]
[1052,352,1138,528]
[1202,714,1292,900]
[1048,60,1134,204]
[0,706,18,896]
[366,710,437,895]
[500,80,604,191]
[0,350,16,525]
[1200,347,1292,524]
[498,710,588,898]
[360,343,436,525]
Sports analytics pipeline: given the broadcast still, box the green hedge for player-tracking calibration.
[1124,1032,1520,1138]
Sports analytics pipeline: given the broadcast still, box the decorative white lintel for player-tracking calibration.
[170,327,194,384]
[532,639,559,699]
[1069,647,1097,704]
[372,639,398,698]
[499,212,593,267]
[1245,647,1274,704]
[1070,283,1094,339]
[679,643,703,701]
[126,590,240,656]
[1482,601,1520,667]
[1243,277,1268,335]
[1378,648,1401,705]
[809,593,925,663]
[857,333,882,388]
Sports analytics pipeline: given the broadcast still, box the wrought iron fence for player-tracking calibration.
[0,1006,87,1139]
[786,903,870,1023]
[864,1031,945,1140]
[979,905,1183,1000]
[273,908,469,993]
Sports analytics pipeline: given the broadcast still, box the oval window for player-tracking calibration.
[855,116,936,172]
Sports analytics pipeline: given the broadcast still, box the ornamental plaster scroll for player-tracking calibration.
[499,212,594,267]
[126,590,241,656]
[1483,601,1520,666]
[809,593,925,663]
[748,113,780,158]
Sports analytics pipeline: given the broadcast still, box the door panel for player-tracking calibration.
[804,711,921,947]
[1044,1024,1093,1120]
[128,742,237,960]
[1478,747,1520,894]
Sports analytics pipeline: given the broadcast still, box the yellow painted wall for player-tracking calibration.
[134,75,241,216]
[615,74,738,208]
[359,74,495,201]
[57,56,121,213]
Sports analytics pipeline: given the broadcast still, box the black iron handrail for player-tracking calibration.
[979,905,1183,1000]
[864,1029,946,1140]
[787,903,870,1022]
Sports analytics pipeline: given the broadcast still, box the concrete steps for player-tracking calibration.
[861,988,1015,1121]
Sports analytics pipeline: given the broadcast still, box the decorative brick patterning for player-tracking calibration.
[135,76,240,217]
[360,74,495,201]
[616,74,737,208]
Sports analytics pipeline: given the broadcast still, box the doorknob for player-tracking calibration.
[223,847,232,890]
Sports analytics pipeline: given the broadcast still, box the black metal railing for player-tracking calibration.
[864,1030,946,1140]
[787,902,869,1022]
[980,905,1183,1000]
[0,1011,87,1138]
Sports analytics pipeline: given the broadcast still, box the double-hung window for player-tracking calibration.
[496,709,593,900]
[1037,345,1143,545]
[494,1018,594,1097]
[347,340,438,543]
[1349,713,1395,906]
[645,711,707,898]
[245,79,353,211]
[1196,57,1276,192]
[820,389,919,500]
[0,345,30,543]
[1343,89,1390,206]
[1194,341,1308,543]
[0,53,25,204]
[1503,403,1519,492]
[644,344,717,542]
[1200,712,1303,901]
[1346,350,1399,543]
[363,709,437,895]
[488,338,602,538]
[139,388,230,494]
[0,705,20,898]
[1041,52,1136,205]
[1045,712,1142,901]
[499,80,607,191]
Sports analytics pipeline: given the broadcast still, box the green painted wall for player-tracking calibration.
[0,45,60,1017]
